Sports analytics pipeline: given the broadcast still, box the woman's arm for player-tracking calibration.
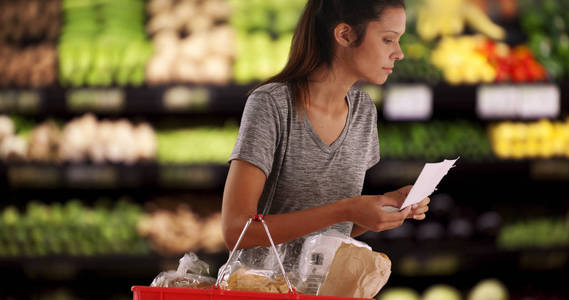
[222,159,412,249]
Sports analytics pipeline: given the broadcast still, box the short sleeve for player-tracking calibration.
[366,101,380,170]
[229,92,281,178]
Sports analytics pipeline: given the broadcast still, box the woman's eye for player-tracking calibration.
[384,39,393,44]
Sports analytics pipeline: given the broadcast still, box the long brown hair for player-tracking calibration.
[255,0,405,112]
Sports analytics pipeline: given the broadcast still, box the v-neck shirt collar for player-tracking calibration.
[303,93,353,154]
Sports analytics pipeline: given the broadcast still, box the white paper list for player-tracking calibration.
[399,157,460,210]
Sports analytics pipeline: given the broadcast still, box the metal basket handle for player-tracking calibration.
[215,214,296,294]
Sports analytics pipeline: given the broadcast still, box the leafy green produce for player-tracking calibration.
[58,0,153,86]
[520,0,569,79]
[0,199,149,257]
[230,0,305,83]
[379,121,493,161]
[157,124,239,164]
[498,217,569,249]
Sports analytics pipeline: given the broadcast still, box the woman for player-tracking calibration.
[222,0,429,269]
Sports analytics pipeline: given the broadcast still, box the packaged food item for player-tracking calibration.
[318,242,392,298]
[297,230,372,295]
[151,252,216,289]
[223,268,290,293]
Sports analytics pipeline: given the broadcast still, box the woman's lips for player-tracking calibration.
[383,67,393,74]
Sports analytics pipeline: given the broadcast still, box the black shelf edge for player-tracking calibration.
[1,159,568,194]
[0,82,567,119]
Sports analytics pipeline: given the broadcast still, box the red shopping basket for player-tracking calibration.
[131,286,371,300]
[132,215,374,300]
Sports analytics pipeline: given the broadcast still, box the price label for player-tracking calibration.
[530,160,569,181]
[163,86,210,112]
[383,85,432,121]
[0,90,41,113]
[67,89,125,113]
[477,85,560,119]
[0,91,18,111]
[519,85,560,119]
[65,165,118,188]
[159,165,216,188]
[8,165,59,188]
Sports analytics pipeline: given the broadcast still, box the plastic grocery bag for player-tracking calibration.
[297,230,372,295]
[151,252,216,289]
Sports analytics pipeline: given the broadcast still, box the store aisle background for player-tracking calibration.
[0,0,568,299]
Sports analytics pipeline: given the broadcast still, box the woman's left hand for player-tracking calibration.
[383,185,429,220]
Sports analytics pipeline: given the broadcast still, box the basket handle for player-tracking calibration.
[215,214,296,294]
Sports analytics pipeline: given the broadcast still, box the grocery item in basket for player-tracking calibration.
[297,230,372,295]
[223,268,291,293]
[151,252,216,289]
[318,242,392,298]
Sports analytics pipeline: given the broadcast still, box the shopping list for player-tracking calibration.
[399,157,460,210]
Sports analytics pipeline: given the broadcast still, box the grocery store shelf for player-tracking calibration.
[0,82,567,119]
[0,162,230,192]
[0,84,255,117]
[2,159,569,192]
[359,238,569,275]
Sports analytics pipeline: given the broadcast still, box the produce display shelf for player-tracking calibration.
[0,244,566,277]
[0,82,567,119]
[1,159,568,191]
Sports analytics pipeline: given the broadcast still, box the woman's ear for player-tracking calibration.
[334,23,356,47]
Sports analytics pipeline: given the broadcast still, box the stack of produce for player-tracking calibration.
[146,0,235,84]
[431,35,548,85]
[58,114,157,164]
[388,33,442,84]
[430,35,498,85]
[0,115,28,161]
[0,199,149,257]
[498,216,569,249]
[137,204,224,255]
[58,0,153,86]
[489,119,569,159]
[0,45,57,88]
[477,40,547,83]
[379,121,493,161]
[231,0,305,84]
[520,0,569,80]
[157,124,238,164]
[416,0,506,41]
[0,0,61,42]
[0,0,59,88]
[377,279,509,300]
[0,114,157,164]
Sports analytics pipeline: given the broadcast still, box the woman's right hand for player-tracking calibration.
[344,195,412,232]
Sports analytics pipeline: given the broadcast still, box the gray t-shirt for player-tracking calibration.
[228,82,380,275]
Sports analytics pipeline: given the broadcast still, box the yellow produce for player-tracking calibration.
[417,0,506,41]
[489,119,569,159]
[431,35,496,84]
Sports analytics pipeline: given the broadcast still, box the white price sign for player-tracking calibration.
[0,90,41,112]
[383,85,432,121]
[477,85,560,119]
[163,86,210,112]
[67,89,125,112]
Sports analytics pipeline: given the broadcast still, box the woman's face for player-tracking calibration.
[347,7,406,84]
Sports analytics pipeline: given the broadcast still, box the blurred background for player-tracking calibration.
[0,0,568,299]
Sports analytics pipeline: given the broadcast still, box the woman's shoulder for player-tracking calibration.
[247,82,291,113]
[250,82,290,100]
[348,84,375,111]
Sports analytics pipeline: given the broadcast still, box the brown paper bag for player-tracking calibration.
[318,242,391,298]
